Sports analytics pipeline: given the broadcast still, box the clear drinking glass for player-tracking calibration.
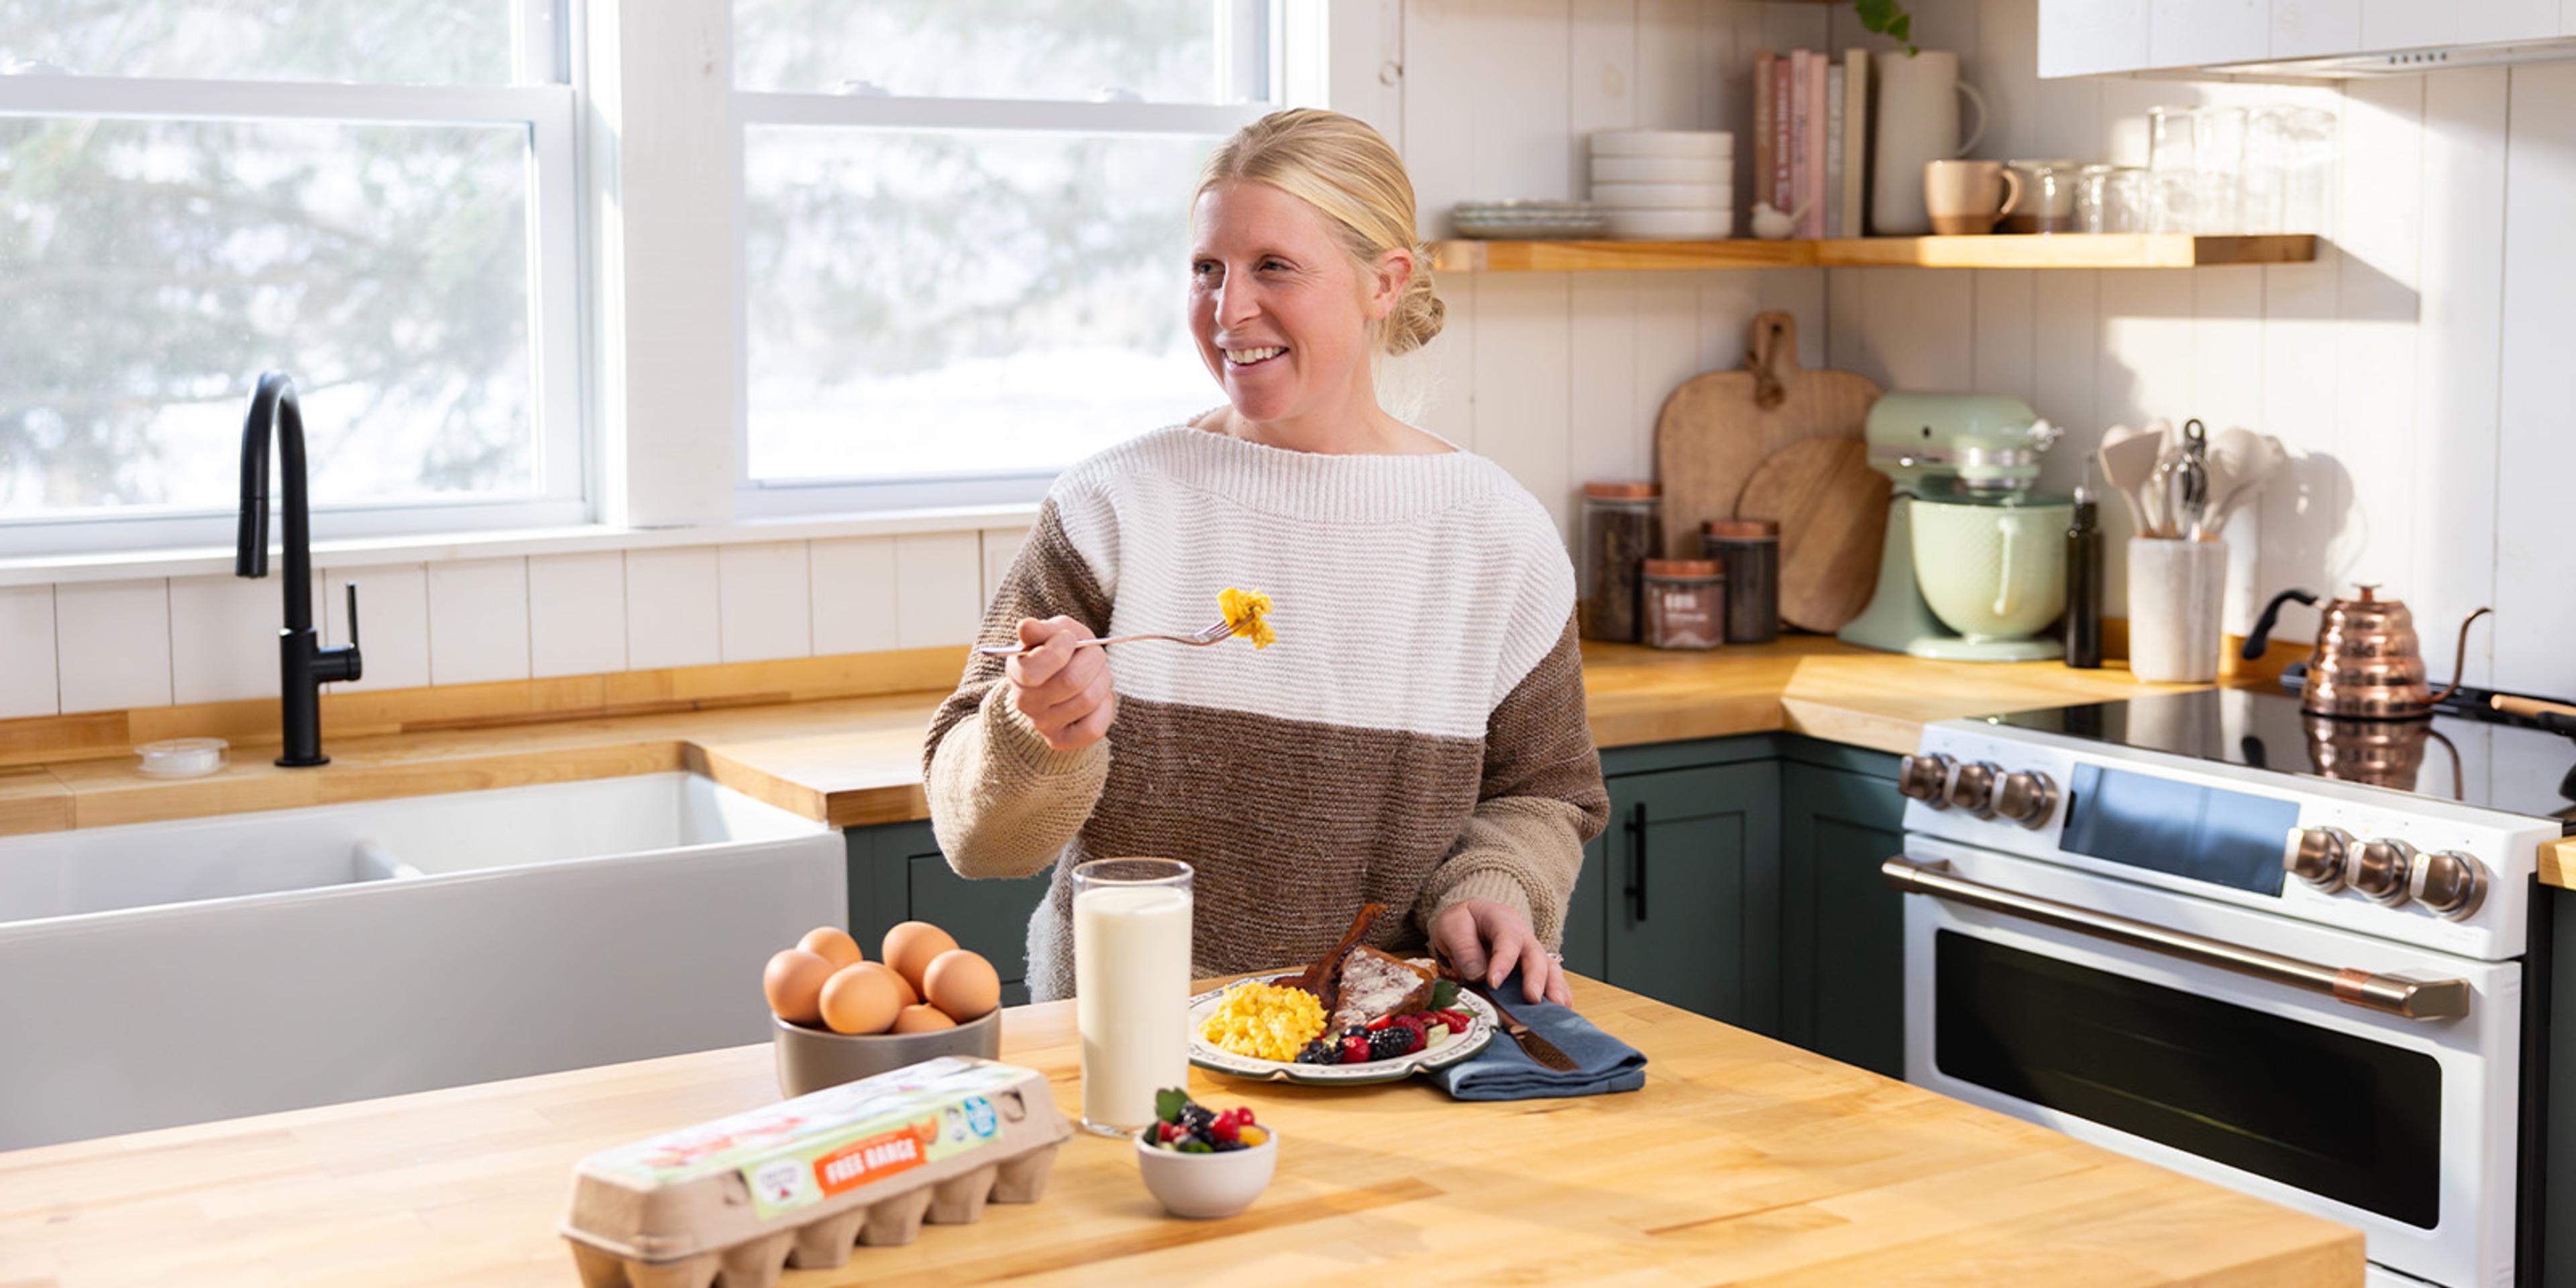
[2193,107,2248,233]
[2148,106,2200,174]
[2007,160,2077,233]
[2076,164,2146,233]
[2149,170,2200,233]
[1070,857,1194,1136]
[2281,107,2337,233]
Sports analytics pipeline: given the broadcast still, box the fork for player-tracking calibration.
[971,619,1234,656]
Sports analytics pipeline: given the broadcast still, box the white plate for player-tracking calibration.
[1591,156,1731,184]
[1590,182,1733,210]
[1590,129,1733,158]
[1189,975,1497,1085]
[1605,208,1735,239]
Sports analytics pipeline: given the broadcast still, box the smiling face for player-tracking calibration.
[1187,180,1405,429]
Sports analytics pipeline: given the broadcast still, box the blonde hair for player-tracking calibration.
[1193,109,1445,358]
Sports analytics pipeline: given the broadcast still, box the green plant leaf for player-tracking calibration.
[1852,0,1919,55]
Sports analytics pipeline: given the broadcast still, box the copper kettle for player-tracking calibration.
[2242,585,2492,720]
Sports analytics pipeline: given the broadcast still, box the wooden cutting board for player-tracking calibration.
[1653,311,1882,557]
[1734,437,1892,633]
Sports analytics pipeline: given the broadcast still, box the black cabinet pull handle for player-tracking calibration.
[1624,800,1649,922]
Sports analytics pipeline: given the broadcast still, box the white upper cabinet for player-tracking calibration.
[2044,0,2576,74]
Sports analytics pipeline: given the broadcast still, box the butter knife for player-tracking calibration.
[1432,955,1580,1072]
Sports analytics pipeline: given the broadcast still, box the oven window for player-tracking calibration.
[1935,930,2440,1228]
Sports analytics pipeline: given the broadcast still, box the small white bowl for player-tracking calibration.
[1134,1128,1279,1219]
[1591,182,1733,210]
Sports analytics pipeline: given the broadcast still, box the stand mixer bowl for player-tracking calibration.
[1911,496,2070,641]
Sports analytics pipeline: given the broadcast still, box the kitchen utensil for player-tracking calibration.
[2128,537,2228,683]
[973,621,1231,656]
[1871,50,1989,235]
[2242,586,2493,719]
[1185,977,1496,1085]
[771,1007,1002,1097]
[2159,418,2211,538]
[1923,159,2023,235]
[2095,424,2162,535]
[1839,392,2068,661]
[2197,432,2286,539]
[1445,974,1580,1072]
[1134,1126,1279,1218]
[1653,311,1881,557]
[1732,437,1892,633]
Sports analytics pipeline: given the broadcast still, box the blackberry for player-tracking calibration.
[1293,1038,1339,1065]
[1179,1104,1215,1135]
[1367,1025,1415,1061]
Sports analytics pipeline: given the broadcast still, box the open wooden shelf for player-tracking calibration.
[1431,233,2317,273]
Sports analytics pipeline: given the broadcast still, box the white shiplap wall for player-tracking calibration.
[1391,0,2576,696]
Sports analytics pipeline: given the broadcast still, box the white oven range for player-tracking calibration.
[1889,715,2561,1288]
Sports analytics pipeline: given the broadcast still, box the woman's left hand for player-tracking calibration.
[1429,898,1571,1006]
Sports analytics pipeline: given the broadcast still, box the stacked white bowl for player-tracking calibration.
[1589,130,1735,240]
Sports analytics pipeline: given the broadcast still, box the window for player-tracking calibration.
[732,0,1279,513]
[0,0,584,556]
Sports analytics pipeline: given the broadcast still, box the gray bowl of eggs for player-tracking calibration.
[764,921,1006,1097]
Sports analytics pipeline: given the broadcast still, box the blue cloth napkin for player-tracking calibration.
[1429,968,1648,1101]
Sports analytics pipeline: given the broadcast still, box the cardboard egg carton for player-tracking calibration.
[561,1056,1071,1288]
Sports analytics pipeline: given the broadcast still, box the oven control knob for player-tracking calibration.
[2349,838,2418,906]
[1947,761,2004,817]
[1896,753,1955,807]
[2410,850,2488,920]
[1994,771,2059,828]
[2284,827,2353,892]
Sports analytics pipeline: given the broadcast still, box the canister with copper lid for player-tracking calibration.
[1579,482,1660,643]
[1641,558,1724,650]
[1700,518,1780,643]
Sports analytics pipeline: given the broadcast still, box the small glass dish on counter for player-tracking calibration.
[135,737,228,779]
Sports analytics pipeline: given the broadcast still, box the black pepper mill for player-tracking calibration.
[2065,464,2104,669]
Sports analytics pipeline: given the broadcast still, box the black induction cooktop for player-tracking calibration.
[1989,688,2576,822]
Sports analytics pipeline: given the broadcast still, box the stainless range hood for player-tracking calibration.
[2206,37,2576,78]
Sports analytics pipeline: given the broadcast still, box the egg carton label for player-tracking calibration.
[741,1093,1004,1221]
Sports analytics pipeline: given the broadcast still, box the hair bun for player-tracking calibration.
[1387,274,1446,356]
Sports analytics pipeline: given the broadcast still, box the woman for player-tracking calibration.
[923,108,1605,1006]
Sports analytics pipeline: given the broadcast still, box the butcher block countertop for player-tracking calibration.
[1,637,2180,839]
[0,977,2360,1288]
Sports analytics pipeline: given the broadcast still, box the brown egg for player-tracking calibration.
[797,926,863,971]
[881,921,959,994]
[818,962,906,1035]
[891,1004,959,1034]
[762,949,834,1025]
[923,949,1001,1022]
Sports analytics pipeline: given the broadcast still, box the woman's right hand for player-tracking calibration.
[1005,616,1116,751]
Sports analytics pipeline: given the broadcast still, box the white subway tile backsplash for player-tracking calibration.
[625,547,721,669]
[979,526,1031,606]
[322,565,430,693]
[168,575,283,704]
[529,551,627,678]
[427,558,531,686]
[718,542,812,663]
[894,532,981,650]
[808,537,899,655]
[0,585,58,717]
[54,580,171,712]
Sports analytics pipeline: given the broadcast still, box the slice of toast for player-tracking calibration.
[1330,947,1437,1032]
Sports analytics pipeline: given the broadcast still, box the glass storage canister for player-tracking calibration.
[1641,559,1725,650]
[1700,518,1780,643]
[1578,482,1660,643]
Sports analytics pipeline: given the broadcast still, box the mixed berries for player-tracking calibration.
[1291,1008,1474,1066]
[1148,1089,1269,1152]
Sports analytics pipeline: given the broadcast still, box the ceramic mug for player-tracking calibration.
[1924,160,2023,235]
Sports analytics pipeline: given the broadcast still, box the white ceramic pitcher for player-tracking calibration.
[1870,50,1990,235]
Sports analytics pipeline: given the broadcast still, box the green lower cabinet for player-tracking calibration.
[1776,745,1907,1078]
[847,821,1051,1007]
[1599,761,1782,1035]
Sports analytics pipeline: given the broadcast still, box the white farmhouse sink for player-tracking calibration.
[0,773,843,1150]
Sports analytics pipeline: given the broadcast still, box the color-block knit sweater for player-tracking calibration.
[922,425,1609,1002]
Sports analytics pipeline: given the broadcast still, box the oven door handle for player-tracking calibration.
[1882,856,2472,1021]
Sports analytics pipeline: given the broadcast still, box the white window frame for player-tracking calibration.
[0,3,590,559]
[727,4,1293,519]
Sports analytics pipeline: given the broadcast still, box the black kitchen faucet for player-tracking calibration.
[235,370,362,766]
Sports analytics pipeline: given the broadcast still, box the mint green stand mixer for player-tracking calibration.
[1837,392,2072,662]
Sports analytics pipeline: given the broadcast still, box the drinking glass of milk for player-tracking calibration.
[1070,857,1194,1136]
